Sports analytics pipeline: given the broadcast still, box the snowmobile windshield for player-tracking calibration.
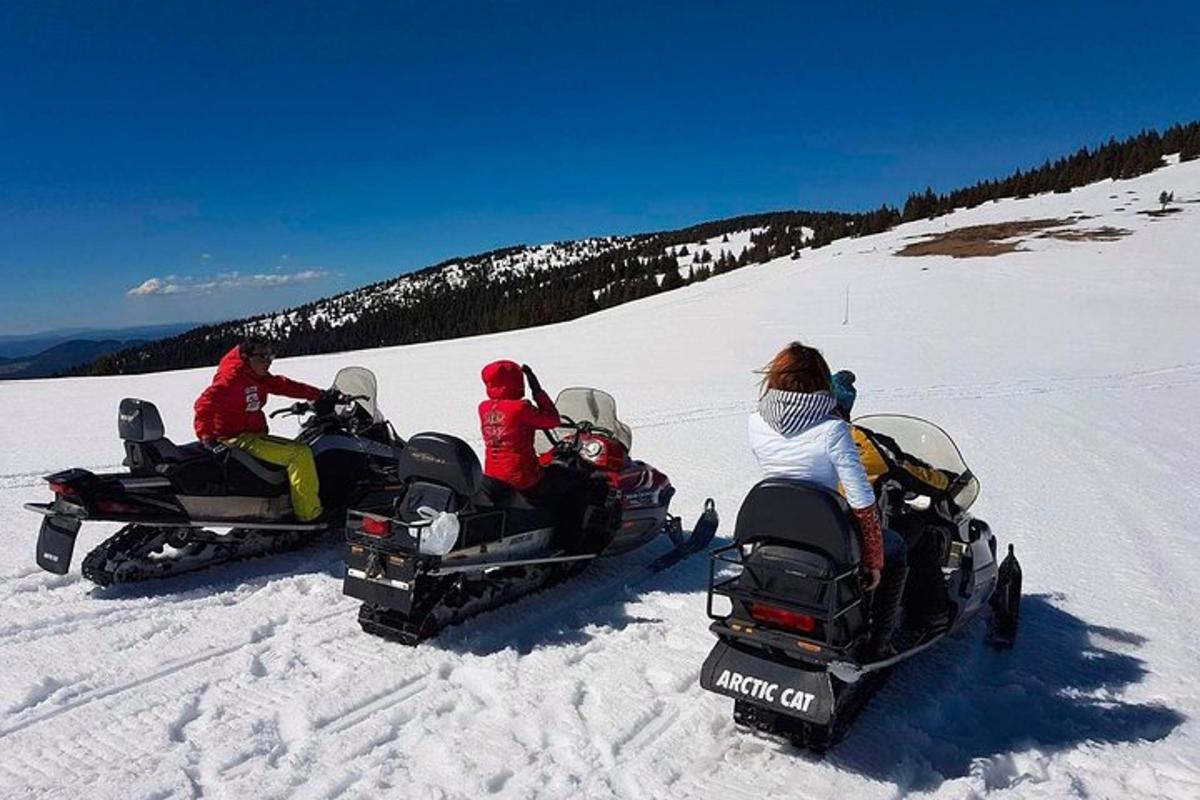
[332,367,385,424]
[535,387,633,454]
[852,414,980,510]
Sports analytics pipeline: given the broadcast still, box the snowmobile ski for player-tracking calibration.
[986,543,1022,649]
[647,498,719,573]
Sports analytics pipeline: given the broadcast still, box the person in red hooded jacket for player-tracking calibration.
[478,360,561,490]
[478,360,604,552]
[193,338,328,521]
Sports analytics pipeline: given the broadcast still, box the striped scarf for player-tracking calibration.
[758,389,837,435]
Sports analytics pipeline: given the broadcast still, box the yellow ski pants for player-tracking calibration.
[226,433,323,522]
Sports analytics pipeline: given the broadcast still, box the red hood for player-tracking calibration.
[481,359,524,400]
[214,345,253,382]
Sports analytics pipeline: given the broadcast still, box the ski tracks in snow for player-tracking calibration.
[623,362,1200,432]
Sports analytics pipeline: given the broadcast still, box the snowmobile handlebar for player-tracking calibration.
[270,403,309,419]
[268,393,370,419]
[547,416,618,454]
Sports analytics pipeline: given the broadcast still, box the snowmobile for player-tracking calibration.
[700,414,1021,752]
[27,367,406,586]
[343,387,718,644]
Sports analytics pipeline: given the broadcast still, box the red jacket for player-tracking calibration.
[478,360,560,490]
[193,346,321,441]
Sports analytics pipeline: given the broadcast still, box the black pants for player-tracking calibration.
[525,464,609,554]
[893,515,950,618]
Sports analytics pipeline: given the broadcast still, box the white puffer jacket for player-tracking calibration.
[748,389,875,510]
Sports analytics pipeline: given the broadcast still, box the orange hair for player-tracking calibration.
[758,341,832,397]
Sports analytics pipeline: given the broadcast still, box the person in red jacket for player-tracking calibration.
[478,360,603,552]
[478,360,562,490]
[194,338,326,522]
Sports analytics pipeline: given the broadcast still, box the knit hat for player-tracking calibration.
[831,370,857,415]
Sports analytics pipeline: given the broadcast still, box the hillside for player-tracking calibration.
[67,209,863,376]
[0,157,1197,798]
[67,121,1200,379]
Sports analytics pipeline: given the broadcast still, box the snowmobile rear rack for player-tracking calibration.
[707,543,865,653]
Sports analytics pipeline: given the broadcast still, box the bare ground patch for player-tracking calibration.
[897,219,1067,257]
[1037,226,1132,242]
[897,217,1132,258]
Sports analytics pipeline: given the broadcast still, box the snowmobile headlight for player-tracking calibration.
[582,440,604,460]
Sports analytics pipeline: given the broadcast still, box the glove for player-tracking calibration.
[521,364,543,395]
[313,389,342,416]
[831,370,857,417]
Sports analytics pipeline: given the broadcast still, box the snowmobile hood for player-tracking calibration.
[481,359,524,400]
[758,389,838,436]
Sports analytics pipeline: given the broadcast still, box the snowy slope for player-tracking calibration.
[228,228,769,339]
[2,160,1200,799]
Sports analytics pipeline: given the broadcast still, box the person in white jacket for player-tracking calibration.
[748,341,908,657]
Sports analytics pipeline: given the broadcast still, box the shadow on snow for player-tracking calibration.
[821,593,1184,791]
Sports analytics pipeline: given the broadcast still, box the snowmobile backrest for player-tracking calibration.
[396,432,482,498]
[118,398,166,442]
[734,479,862,567]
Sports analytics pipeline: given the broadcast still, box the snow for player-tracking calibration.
[3,159,1200,798]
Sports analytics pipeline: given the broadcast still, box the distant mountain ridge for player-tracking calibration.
[70,121,1200,378]
[0,322,199,360]
[0,339,149,379]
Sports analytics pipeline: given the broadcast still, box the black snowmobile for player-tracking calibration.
[700,415,1021,751]
[27,367,406,586]
[343,387,718,644]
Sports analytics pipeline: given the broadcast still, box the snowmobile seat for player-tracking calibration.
[724,479,868,648]
[118,398,166,442]
[735,478,862,569]
[225,447,289,486]
[396,432,482,499]
[474,475,540,512]
[122,437,188,472]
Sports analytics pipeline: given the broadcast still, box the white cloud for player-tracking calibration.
[126,269,329,297]
[127,277,185,296]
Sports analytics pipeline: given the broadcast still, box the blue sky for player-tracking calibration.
[1,1,1197,335]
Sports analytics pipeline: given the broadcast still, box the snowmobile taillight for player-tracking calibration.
[49,481,77,497]
[361,516,392,538]
[749,602,817,634]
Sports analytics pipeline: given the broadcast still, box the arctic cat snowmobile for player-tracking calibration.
[343,387,718,644]
[27,367,405,586]
[700,415,1021,752]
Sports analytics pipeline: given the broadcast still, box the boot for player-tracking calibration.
[868,565,908,659]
